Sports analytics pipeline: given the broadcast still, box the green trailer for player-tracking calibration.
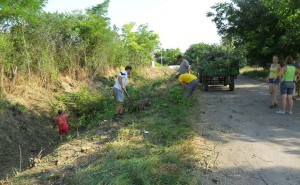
[198,64,239,91]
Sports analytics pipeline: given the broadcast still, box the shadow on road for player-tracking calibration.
[195,75,300,184]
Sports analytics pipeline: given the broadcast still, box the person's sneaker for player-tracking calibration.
[269,105,275,109]
[286,110,292,115]
[117,114,124,118]
[112,114,120,121]
[112,117,120,121]
[276,110,285,114]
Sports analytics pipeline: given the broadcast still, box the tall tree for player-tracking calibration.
[208,0,300,66]
[0,0,47,31]
[184,43,218,64]
[154,48,181,66]
[121,22,160,65]
[0,0,48,77]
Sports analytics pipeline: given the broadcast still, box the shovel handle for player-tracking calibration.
[124,90,129,97]
[124,90,132,103]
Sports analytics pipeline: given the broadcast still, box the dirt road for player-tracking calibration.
[197,75,300,185]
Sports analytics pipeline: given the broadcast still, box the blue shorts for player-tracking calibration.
[269,78,279,84]
[280,81,295,95]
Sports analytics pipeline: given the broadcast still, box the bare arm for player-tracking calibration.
[118,76,124,90]
[64,112,70,118]
[180,82,186,89]
[277,64,281,70]
[278,66,286,80]
[276,64,281,79]
[118,76,129,97]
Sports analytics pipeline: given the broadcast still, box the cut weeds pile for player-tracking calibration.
[4,67,216,185]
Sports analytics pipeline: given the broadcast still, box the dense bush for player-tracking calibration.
[0,0,160,92]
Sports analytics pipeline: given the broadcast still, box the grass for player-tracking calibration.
[69,72,201,184]
[8,67,205,185]
[240,66,268,80]
[71,140,198,185]
[52,83,116,130]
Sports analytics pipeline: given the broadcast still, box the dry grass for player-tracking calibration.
[2,66,211,185]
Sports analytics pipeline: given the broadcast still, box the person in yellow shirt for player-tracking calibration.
[268,55,281,108]
[178,73,198,98]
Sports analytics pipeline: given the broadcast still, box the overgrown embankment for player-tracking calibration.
[3,67,215,185]
[0,101,55,179]
[240,66,268,81]
[0,74,89,180]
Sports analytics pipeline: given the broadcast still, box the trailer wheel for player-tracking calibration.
[198,75,202,84]
[203,80,208,91]
[229,79,234,91]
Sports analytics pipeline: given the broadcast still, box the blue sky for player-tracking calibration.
[44,0,226,52]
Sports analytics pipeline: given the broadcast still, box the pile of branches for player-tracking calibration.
[194,51,240,72]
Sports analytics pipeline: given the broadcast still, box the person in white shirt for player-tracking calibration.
[113,65,132,120]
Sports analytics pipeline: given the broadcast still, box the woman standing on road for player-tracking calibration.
[268,55,281,108]
[276,56,298,114]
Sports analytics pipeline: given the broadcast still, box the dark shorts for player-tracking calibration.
[59,127,69,135]
[280,81,295,95]
[269,78,280,84]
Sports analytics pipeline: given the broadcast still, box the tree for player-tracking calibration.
[0,0,48,77]
[154,48,181,66]
[121,22,160,65]
[0,0,47,32]
[0,0,161,93]
[208,0,300,66]
[184,43,217,65]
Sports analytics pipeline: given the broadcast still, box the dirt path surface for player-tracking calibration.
[197,75,300,185]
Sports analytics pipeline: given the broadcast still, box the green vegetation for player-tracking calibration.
[208,0,300,66]
[4,0,299,183]
[0,0,160,94]
[0,1,203,181]
[185,43,244,75]
[6,69,205,184]
[154,48,182,66]
[0,100,12,110]
[0,100,26,113]
[240,66,269,80]
[69,75,201,184]
[72,140,198,185]
[60,86,115,129]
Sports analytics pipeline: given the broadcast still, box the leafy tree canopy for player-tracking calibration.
[0,0,47,31]
[154,48,181,66]
[121,22,160,65]
[208,0,300,66]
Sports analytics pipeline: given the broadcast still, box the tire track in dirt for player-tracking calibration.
[196,75,300,185]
